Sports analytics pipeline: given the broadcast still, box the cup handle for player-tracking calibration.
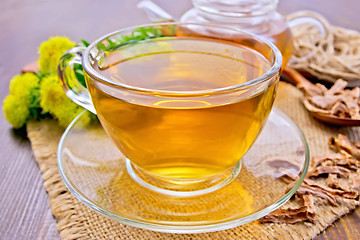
[286,10,331,64]
[58,46,97,114]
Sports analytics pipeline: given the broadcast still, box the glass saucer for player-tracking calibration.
[57,107,309,233]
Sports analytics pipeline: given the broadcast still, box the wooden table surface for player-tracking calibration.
[1,0,359,239]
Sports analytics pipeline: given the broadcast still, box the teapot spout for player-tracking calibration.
[137,0,175,22]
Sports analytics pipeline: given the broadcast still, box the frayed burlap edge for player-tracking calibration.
[27,82,360,240]
[27,122,89,240]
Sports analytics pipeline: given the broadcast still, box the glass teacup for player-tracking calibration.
[58,23,282,196]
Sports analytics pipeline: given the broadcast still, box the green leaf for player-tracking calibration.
[96,42,107,51]
[80,39,90,47]
[73,63,86,87]
[98,26,165,52]
[106,38,116,48]
[29,107,43,120]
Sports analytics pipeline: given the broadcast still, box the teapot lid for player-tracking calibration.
[193,0,278,17]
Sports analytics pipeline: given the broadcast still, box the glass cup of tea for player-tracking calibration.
[58,23,282,197]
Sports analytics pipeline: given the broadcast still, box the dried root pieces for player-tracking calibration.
[300,79,360,120]
[260,134,360,224]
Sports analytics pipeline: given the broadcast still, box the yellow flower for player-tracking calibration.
[38,36,75,75]
[3,95,30,129]
[9,73,40,106]
[40,74,92,127]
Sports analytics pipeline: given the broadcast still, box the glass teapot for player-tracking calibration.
[138,0,329,67]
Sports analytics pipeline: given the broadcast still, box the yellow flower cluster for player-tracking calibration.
[40,74,92,127]
[3,73,40,128]
[38,36,75,75]
[3,36,94,128]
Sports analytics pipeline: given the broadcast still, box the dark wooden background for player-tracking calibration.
[1,0,359,239]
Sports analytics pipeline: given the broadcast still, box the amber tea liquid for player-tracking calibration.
[88,37,277,181]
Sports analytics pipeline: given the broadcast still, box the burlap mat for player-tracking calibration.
[27,82,360,240]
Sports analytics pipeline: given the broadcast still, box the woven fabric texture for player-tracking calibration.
[27,82,360,240]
